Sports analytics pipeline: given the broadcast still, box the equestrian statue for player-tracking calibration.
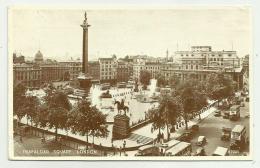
[114,99,129,116]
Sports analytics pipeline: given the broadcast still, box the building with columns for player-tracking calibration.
[161,46,244,89]
[13,64,42,88]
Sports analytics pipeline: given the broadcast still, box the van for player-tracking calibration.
[229,105,240,121]
[230,125,246,151]
[212,147,229,156]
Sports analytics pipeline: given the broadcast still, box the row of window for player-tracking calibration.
[185,65,199,70]
[101,72,117,76]
[209,58,224,61]
[101,76,116,80]
[180,53,233,57]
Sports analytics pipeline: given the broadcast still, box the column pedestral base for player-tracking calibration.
[76,73,93,99]
[112,114,130,140]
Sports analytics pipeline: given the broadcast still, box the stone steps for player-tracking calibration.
[128,133,153,144]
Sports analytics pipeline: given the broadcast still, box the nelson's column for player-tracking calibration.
[77,12,93,97]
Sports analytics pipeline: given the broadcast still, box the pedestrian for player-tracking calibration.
[123,140,126,149]
[119,146,122,156]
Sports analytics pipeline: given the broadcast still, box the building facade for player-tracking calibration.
[88,61,100,81]
[133,57,161,82]
[99,57,117,84]
[41,64,70,83]
[14,63,70,88]
[117,61,130,82]
[161,46,243,89]
[59,60,82,80]
[13,64,42,88]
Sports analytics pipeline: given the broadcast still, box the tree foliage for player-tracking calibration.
[156,74,167,87]
[174,79,208,130]
[68,100,108,150]
[149,95,182,140]
[44,90,72,141]
[24,96,41,126]
[205,73,236,100]
[13,83,27,120]
[140,70,151,89]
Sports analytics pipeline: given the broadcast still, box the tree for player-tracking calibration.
[13,82,30,139]
[24,96,40,127]
[180,87,197,130]
[156,74,167,87]
[149,95,182,141]
[44,90,71,141]
[13,83,27,122]
[149,106,164,139]
[90,106,109,144]
[205,73,236,102]
[140,70,151,90]
[168,74,181,92]
[35,104,49,138]
[69,100,108,152]
[159,95,182,140]
[176,79,208,129]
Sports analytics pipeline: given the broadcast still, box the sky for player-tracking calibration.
[9,7,251,61]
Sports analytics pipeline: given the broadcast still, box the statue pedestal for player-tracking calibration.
[77,73,92,98]
[112,115,130,140]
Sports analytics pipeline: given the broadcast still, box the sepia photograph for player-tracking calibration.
[8,6,252,160]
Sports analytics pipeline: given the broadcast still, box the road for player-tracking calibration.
[190,100,250,156]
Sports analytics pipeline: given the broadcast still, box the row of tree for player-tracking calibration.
[149,72,237,141]
[13,83,108,150]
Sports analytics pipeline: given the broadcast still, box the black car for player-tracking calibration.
[223,111,229,119]
[214,110,221,117]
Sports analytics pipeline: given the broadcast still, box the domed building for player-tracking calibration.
[34,50,44,63]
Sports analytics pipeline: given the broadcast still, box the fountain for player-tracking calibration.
[136,78,159,103]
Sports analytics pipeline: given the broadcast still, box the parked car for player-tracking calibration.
[221,127,231,141]
[223,111,229,119]
[196,136,207,146]
[230,141,241,152]
[195,147,206,156]
[240,102,245,107]
[214,110,221,117]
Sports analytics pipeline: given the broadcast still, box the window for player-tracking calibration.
[191,54,194,57]
[228,54,232,57]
